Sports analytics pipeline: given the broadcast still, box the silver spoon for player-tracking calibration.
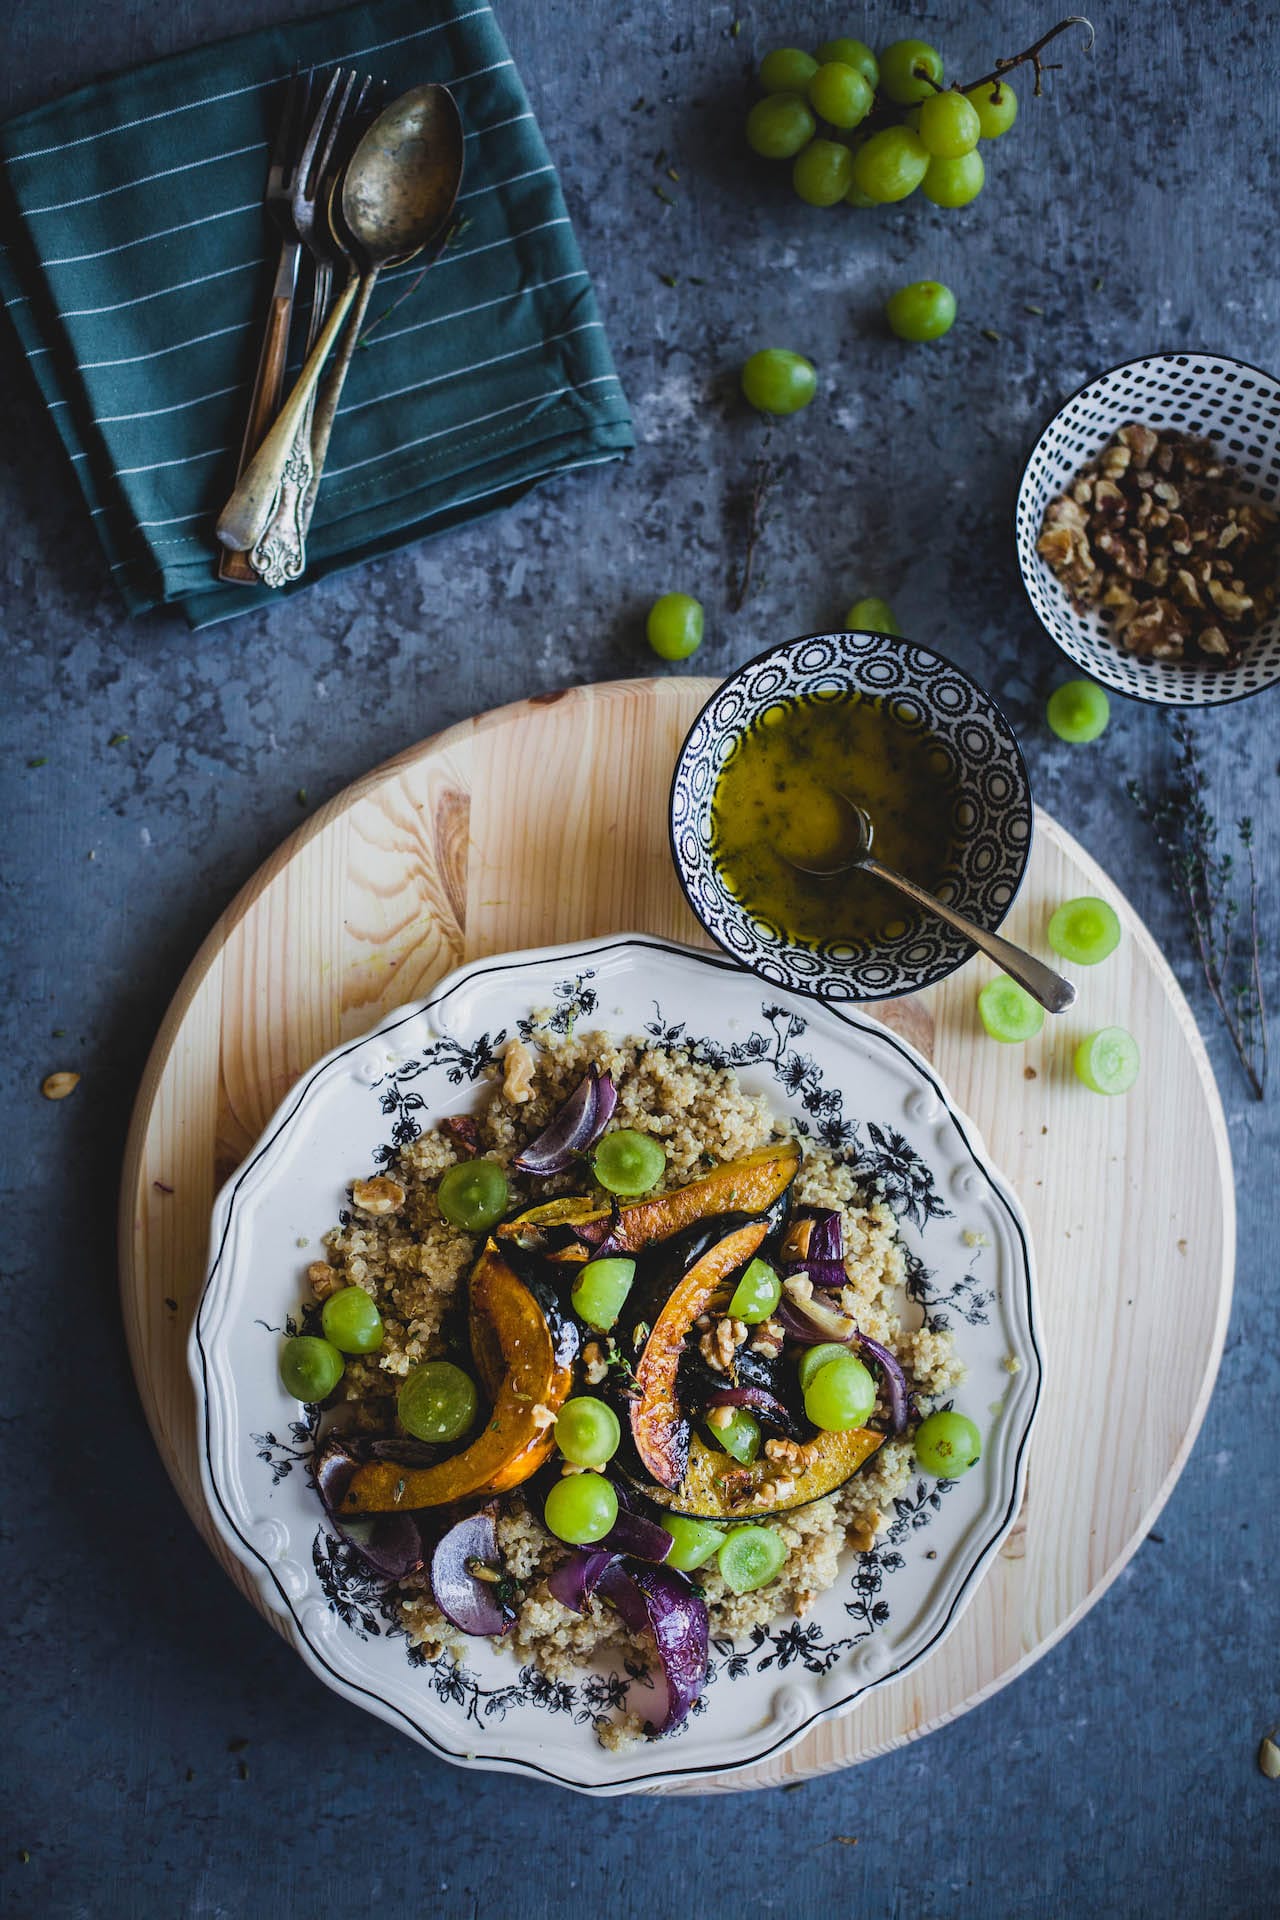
[782,790,1076,1014]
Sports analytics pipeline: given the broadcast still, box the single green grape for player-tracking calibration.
[661,1513,724,1572]
[878,37,944,105]
[398,1360,478,1442]
[845,596,900,635]
[543,1471,619,1545]
[745,92,816,160]
[647,592,704,661]
[758,47,819,94]
[885,280,956,343]
[797,1341,850,1391]
[591,1128,667,1195]
[851,127,930,203]
[816,37,878,88]
[279,1334,344,1402]
[914,1409,981,1477]
[806,62,873,130]
[803,1352,876,1431]
[792,137,855,206]
[977,976,1046,1044]
[1074,1027,1140,1095]
[436,1158,509,1231]
[741,348,817,415]
[917,89,981,158]
[1047,897,1122,966]
[921,149,985,208]
[570,1255,636,1331]
[320,1285,384,1355]
[709,1408,762,1465]
[728,1256,781,1324]
[718,1524,788,1594]
[1046,679,1110,743]
[966,78,1018,138]
[555,1395,622,1468]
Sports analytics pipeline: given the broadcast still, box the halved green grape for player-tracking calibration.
[878,37,944,105]
[718,1524,788,1594]
[709,1408,762,1465]
[797,1341,850,1391]
[914,1409,981,1477]
[816,37,878,87]
[543,1471,619,1545]
[1046,679,1110,743]
[741,348,817,415]
[803,1352,876,1431]
[845,596,900,635]
[851,127,930,203]
[320,1285,384,1355]
[966,78,1018,138]
[977,975,1046,1043]
[591,1129,667,1195]
[647,592,704,661]
[792,137,855,206]
[398,1360,478,1442]
[280,1334,344,1402]
[745,91,816,159]
[661,1513,725,1572]
[1047,897,1122,966]
[1074,1027,1140,1096]
[555,1395,622,1468]
[806,61,873,130]
[921,149,985,209]
[885,279,956,343]
[918,89,981,158]
[570,1255,637,1330]
[758,47,819,94]
[728,1256,782,1324]
[436,1158,509,1231]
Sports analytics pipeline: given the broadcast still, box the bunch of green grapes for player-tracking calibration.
[745,33,1017,211]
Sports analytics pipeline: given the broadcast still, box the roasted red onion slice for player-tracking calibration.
[775,1297,911,1434]
[601,1508,674,1564]
[785,1257,849,1292]
[597,1561,709,1735]
[430,1511,512,1636]
[311,1434,428,1578]
[547,1547,621,1613]
[778,1206,843,1265]
[704,1385,804,1438]
[513,1066,617,1177]
[849,1329,911,1436]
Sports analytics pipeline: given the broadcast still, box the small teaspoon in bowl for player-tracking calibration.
[781,789,1077,1014]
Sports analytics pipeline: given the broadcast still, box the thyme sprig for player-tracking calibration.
[730,432,779,613]
[1129,716,1268,1100]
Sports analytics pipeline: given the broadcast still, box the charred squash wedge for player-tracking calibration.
[496,1141,801,1255]
[629,1219,770,1489]
[340,1248,571,1514]
[656,1426,885,1520]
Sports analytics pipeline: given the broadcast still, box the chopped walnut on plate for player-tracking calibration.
[1037,423,1279,663]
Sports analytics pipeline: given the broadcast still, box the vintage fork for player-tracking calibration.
[218,67,349,584]
[248,72,373,589]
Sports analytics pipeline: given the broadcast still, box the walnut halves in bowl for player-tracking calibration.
[1037,423,1279,663]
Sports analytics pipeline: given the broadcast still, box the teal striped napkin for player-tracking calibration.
[0,0,633,626]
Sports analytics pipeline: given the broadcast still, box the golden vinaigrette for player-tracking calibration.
[710,692,960,945]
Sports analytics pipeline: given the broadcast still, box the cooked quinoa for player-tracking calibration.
[309,1024,963,1744]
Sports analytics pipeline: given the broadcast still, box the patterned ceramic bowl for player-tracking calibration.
[1015,351,1280,707]
[669,631,1033,1003]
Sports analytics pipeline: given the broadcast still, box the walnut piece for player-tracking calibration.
[581,1340,608,1387]
[763,1437,809,1469]
[501,1037,535,1104]
[698,1316,748,1373]
[352,1174,406,1215]
[306,1259,343,1301]
[748,1318,784,1358]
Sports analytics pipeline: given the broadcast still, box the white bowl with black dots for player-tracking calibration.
[668,630,1033,1003]
[1015,351,1280,707]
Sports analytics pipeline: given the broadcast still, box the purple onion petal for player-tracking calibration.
[598,1562,709,1735]
[430,1511,512,1636]
[513,1067,617,1177]
[776,1293,860,1346]
[547,1547,621,1613]
[601,1508,674,1563]
[851,1330,911,1436]
[786,1257,850,1292]
[358,1514,427,1580]
[704,1384,803,1437]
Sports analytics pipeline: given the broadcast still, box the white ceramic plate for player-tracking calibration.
[190,935,1041,1794]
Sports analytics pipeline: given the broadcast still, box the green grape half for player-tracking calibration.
[797,1341,851,1391]
[570,1255,636,1331]
[816,37,878,88]
[845,596,900,634]
[1046,679,1110,742]
[792,137,855,206]
[1074,1027,1140,1095]
[543,1471,619,1545]
[806,62,873,130]
[555,1396,622,1468]
[921,149,985,209]
[966,78,1018,138]
[279,1335,344,1402]
[918,90,981,158]
[885,280,956,342]
[803,1353,876,1431]
[741,348,817,414]
[709,1408,762,1464]
[977,976,1045,1043]
[398,1360,478,1442]
[851,127,930,203]
[661,1514,724,1572]
[718,1524,788,1594]
[647,592,704,661]
[745,92,816,159]
[758,47,819,94]
[914,1409,981,1477]
[878,38,944,105]
[436,1159,509,1231]
[591,1128,666,1195]
[728,1256,782,1324]
[320,1285,384,1355]
[1047,897,1122,966]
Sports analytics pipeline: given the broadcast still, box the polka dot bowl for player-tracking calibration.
[668,630,1033,1003]
[1015,351,1280,707]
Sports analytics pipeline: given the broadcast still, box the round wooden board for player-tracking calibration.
[120,676,1234,1792]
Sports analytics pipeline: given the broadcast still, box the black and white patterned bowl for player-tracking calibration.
[1016,351,1280,707]
[669,631,1033,1002]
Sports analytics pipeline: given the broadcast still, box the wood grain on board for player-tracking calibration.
[119,677,1234,1791]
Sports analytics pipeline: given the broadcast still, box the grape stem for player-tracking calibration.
[730,432,778,613]
[957,16,1095,99]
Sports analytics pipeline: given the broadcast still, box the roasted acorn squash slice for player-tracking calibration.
[656,1426,884,1520]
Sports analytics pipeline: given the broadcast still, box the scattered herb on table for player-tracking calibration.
[730,436,780,613]
[108,731,129,746]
